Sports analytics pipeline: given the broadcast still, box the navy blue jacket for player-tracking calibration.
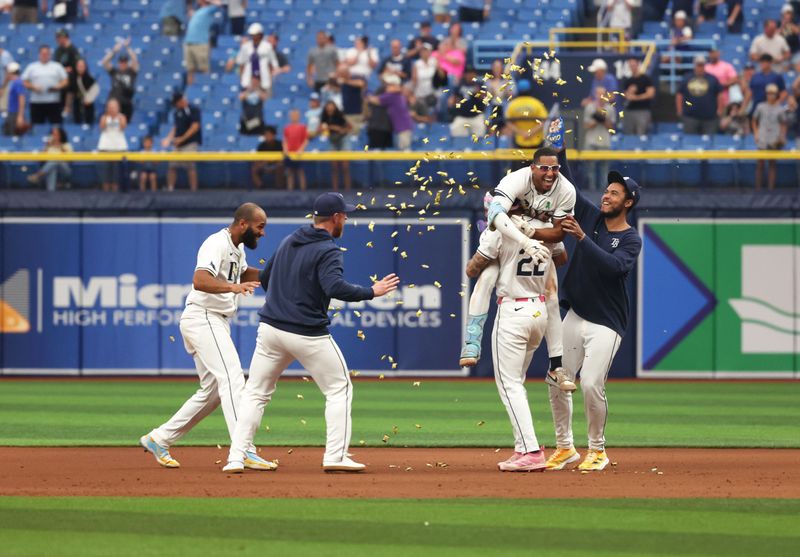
[558,151,642,336]
[258,225,374,336]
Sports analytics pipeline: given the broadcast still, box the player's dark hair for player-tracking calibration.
[233,202,263,224]
[533,146,558,163]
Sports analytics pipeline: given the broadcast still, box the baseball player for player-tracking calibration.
[140,203,275,471]
[223,192,400,473]
[464,146,577,390]
[460,194,575,395]
[465,207,552,471]
[544,118,643,471]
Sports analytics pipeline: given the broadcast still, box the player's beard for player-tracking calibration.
[241,226,259,249]
[333,222,345,238]
[602,205,624,219]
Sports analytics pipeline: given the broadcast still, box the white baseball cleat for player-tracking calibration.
[546,367,577,392]
[222,461,244,474]
[322,457,366,473]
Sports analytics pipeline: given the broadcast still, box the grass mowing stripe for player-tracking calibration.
[0,498,798,557]
[0,381,798,448]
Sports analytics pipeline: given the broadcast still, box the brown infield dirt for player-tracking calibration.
[1,447,798,498]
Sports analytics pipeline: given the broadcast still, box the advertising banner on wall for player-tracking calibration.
[0,217,469,376]
[638,219,799,378]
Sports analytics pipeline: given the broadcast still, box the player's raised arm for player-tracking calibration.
[547,116,597,223]
[317,249,379,301]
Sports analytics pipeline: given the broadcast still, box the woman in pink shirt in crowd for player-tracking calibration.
[433,22,467,81]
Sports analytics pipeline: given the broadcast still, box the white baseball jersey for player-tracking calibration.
[477,216,552,299]
[185,228,248,315]
[494,166,576,222]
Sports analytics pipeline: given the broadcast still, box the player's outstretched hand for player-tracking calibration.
[232,281,260,296]
[522,238,549,266]
[510,214,536,239]
[561,216,586,241]
[372,273,400,297]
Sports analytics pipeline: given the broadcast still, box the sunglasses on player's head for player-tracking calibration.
[533,164,561,172]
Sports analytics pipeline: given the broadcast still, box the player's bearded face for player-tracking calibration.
[332,213,346,238]
[600,184,628,217]
[241,225,260,249]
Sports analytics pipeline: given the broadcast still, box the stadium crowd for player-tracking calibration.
[1,0,799,191]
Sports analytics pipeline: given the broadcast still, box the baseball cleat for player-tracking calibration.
[222,461,245,474]
[577,450,609,471]
[499,450,546,472]
[244,451,278,471]
[322,457,366,473]
[546,447,581,470]
[496,452,524,470]
[139,435,180,468]
[545,367,577,392]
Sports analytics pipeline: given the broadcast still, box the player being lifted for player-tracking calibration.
[460,142,577,392]
[464,203,553,471]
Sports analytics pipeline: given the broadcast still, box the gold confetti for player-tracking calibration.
[533,311,542,318]
[378,373,385,379]
[216,444,222,449]
[169,335,175,342]
[415,424,422,429]
[391,363,398,369]
[359,439,366,445]
[434,281,442,288]
[416,309,423,317]
[264,425,270,432]
[351,369,360,377]
[494,448,501,453]
[412,381,421,387]
[400,251,408,259]
[450,313,456,318]
[302,376,310,382]
[392,425,399,434]
[368,221,375,232]
[390,231,398,238]
[258,258,266,265]
[382,434,390,443]
[300,419,307,425]
[477,420,485,426]
[297,394,304,400]
[215,460,222,464]
[405,467,413,472]
[365,241,374,248]
[354,310,361,317]
[287,448,293,454]
[364,145,369,151]
[357,330,365,340]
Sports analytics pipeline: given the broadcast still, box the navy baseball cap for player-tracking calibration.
[608,171,641,206]
[313,192,356,216]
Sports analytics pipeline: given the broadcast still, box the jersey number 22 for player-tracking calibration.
[516,256,545,277]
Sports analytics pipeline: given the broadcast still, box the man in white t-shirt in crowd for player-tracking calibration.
[227,22,280,99]
[750,19,791,72]
[140,203,276,472]
[602,0,640,38]
[22,45,68,125]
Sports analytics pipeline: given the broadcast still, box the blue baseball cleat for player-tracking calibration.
[140,434,180,468]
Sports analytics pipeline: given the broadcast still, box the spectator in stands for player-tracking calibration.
[307,31,339,92]
[337,64,367,136]
[22,45,68,125]
[184,0,221,85]
[160,0,190,36]
[780,5,800,54]
[238,77,268,135]
[750,20,790,72]
[582,85,617,190]
[138,136,158,192]
[432,0,450,24]
[53,29,80,76]
[66,58,98,124]
[366,82,394,149]
[11,0,40,24]
[320,101,352,190]
[228,23,280,100]
[411,44,438,116]
[376,74,414,150]
[583,58,619,107]
[676,55,723,134]
[752,83,788,190]
[162,92,202,192]
[449,66,485,137]
[102,38,139,122]
[735,62,756,113]
[51,0,89,23]
[321,75,343,110]
[282,108,308,191]
[379,40,411,83]
[434,30,467,82]
[0,47,16,112]
[719,102,749,135]
[227,0,246,36]
[251,125,284,189]
[621,57,654,135]
[305,92,323,137]
[458,0,491,23]
[407,21,439,60]
[97,98,128,192]
[704,47,738,107]
[267,34,291,77]
[790,67,800,147]
[505,78,547,148]
[749,54,787,117]
[26,126,71,191]
[3,63,29,136]
[486,59,514,134]
[602,0,636,38]
[669,10,693,53]
[345,36,379,79]
[724,0,744,33]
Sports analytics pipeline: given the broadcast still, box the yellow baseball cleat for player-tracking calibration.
[545,447,581,470]
[577,449,610,471]
[244,451,278,471]
[139,435,180,468]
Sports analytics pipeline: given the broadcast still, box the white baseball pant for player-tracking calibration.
[150,304,255,451]
[229,322,353,465]
[548,309,622,451]
[468,261,562,359]
[491,297,548,453]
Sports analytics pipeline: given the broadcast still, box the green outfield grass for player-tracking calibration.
[0,497,798,557]
[1,379,798,448]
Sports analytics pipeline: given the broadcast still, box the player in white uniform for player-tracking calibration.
[140,203,275,471]
[465,210,551,471]
[461,147,577,390]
